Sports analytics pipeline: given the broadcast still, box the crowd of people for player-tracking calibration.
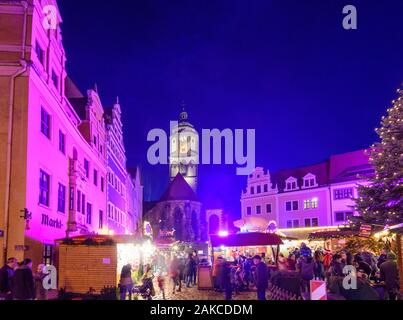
[119,251,201,300]
[209,243,400,300]
[0,257,48,300]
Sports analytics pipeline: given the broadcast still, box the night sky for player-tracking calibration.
[58,0,403,220]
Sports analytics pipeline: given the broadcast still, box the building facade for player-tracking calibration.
[0,0,142,266]
[169,109,199,192]
[126,167,143,236]
[104,100,129,235]
[234,149,373,233]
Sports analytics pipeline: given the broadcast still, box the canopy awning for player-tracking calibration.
[210,232,283,247]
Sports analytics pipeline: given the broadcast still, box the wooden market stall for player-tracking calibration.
[56,234,154,294]
[210,232,283,263]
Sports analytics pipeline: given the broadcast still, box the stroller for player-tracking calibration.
[132,277,154,300]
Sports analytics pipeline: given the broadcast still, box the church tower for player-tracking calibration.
[169,107,199,192]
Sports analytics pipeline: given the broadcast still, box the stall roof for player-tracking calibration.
[210,232,283,247]
[309,229,359,240]
[55,234,146,245]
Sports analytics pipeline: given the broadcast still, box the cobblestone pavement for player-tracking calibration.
[153,283,260,300]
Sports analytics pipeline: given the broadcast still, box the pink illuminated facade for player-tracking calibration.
[234,150,373,233]
[0,0,142,267]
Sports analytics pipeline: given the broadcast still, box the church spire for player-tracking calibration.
[179,101,188,122]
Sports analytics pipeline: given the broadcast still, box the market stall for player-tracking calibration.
[56,234,157,294]
[209,232,283,263]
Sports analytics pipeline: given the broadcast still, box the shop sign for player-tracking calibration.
[359,224,372,237]
[41,214,63,229]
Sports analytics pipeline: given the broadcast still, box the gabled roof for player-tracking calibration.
[160,173,199,202]
[68,97,88,120]
[271,161,329,192]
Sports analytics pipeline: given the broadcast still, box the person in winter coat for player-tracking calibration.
[221,260,233,300]
[354,255,372,277]
[0,257,17,300]
[184,254,196,288]
[300,243,312,258]
[297,256,315,293]
[12,258,35,300]
[34,264,48,300]
[119,264,134,300]
[169,256,180,294]
[313,251,325,280]
[253,255,268,300]
[277,253,288,271]
[380,252,400,300]
[377,250,388,269]
[287,254,297,271]
[329,253,345,277]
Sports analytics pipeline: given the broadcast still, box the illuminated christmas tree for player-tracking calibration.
[353,87,403,225]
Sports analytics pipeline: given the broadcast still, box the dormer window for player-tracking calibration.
[302,173,318,189]
[284,177,298,191]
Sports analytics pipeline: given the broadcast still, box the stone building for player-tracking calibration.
[144,173,206,241]
[169,108,198,192]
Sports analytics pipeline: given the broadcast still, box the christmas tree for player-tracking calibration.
[353,87,403,226]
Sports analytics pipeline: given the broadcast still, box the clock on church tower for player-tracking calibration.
[169,107,199,192]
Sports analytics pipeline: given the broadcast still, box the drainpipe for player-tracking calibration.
[3,1,29,264]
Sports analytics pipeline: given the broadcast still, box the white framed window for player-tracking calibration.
[302,173,318,189]
[284,177,299,191]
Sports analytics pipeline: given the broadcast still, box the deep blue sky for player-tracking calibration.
[58,0,403,219]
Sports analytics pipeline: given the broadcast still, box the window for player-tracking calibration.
[305,218,311,227]
[86,203,92,225]
[250,187,254,195]
[302,173,317,189]
[335,211,353,222]
[35,41,44,65]
[246,207,252,215]
[93,136,97,147]
[69,187,74,211]
[304,200,311,210]
[264,184,268,192]
[99,210,103,229]
[286,201,292,211]
[81,194,86,215]
[292,201,299,211]
[311,198,318,209]
[257,185,261,194]
[51,70,59,89]
[334,188,354,200]
[43,245,53,266]
[39,170,50,206]
[41,107,51,139]
[285,177,298,191]
[101,177,105,192]
[93,169,98,186]
[84,159,89,178]
[286,220,292,228]
[312,218,319,227]
[266,204,272,213]
[59,130,65,154]
[77,190,81,213]
[293,220,299,228]
[57,183,66,213]
[256,205,261,214]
